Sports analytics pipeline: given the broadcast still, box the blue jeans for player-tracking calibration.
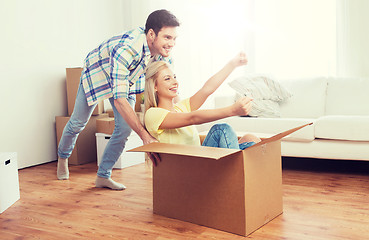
[57,82,135,178]
[202,123,255,150]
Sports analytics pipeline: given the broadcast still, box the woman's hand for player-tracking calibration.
[230,52,248,68]
[232,97,253,116]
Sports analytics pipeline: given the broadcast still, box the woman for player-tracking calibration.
[144,52,261,151]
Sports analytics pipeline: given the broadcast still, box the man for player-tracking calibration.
[57,9,180,190]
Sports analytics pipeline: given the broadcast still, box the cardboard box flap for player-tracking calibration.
[128,142,241,160]
[248,122,313,149]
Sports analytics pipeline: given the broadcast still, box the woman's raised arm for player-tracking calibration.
[189,52,248,111]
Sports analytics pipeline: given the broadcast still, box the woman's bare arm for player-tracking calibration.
[190,52,248,111]
[160,97,252,129]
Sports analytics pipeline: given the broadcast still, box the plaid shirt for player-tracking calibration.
[81,27,172,106]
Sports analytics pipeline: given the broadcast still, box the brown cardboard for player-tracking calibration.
[55,113,108,165]
[96,117,115,135]
[105,109,114,117]
[249,122,313,148]
[135,93,144,112]
[66,68,103,116]
[128,123,312,236]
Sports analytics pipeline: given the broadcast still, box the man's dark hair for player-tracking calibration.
[145,9,180,35]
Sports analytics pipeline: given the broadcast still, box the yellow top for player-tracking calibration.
[144,98,200,146]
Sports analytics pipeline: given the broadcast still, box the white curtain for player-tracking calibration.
[253,0,337,79]
[337,0,369,77]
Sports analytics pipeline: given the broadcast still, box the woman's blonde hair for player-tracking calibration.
[144,60,171,113]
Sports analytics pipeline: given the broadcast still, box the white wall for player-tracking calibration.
[0,0,124,168]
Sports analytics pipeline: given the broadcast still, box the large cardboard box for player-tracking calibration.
[0,152,20,214]
[96,132,144,169]
[66,68,103,116]
[129,123,311,236]
[56,113,108,165]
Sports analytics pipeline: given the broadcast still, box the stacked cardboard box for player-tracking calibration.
[55,68,106,165]
[56,114,108,165]
[105,109,114,117]
[96,117,115,135]
[66,68,103,116]
[95,117,145,169]
[135,92,144,112]
[96,111,144,133]
[96,132,145,169]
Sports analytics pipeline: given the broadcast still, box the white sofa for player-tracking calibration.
[198,77,369,161]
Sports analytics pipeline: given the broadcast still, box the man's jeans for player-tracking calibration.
[57,82,135,178]
[202,123,255,150]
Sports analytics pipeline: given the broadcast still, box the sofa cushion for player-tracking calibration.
[224,116,315,142]
[325,77,369,116]
[279,77,328,118]
[229,75,292,101]
[248,99,281,118]
[281,139,369,160]
[234,94,281,118]
[315,115,369,141]
[229,75,292,117]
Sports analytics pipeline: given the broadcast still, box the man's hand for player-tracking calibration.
[113,98,161,166]
[147,152,161,166]
[142,135,161,166]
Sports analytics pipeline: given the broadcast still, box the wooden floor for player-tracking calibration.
[1,158,369,239]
